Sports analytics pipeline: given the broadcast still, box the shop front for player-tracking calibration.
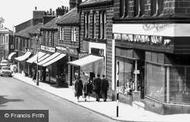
[35,45,67,86]
[14,50,32,75]
[113,23,190,114]
[68,41,106,83]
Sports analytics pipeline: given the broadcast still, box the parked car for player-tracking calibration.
[0,66,13,77]
[0,59,9,67]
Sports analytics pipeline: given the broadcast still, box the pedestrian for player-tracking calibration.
[74,76,83,102]
[83,77,93,101]
[101,75,109,102]
[32,68,36,81]
[93,74,102,102]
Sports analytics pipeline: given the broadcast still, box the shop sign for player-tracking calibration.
[41,45,55,53]
[67,48,78,56]
[114,33,171,46]
[143,24,170,32]
[56,46,67,51]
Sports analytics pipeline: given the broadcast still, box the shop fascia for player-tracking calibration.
[114,33,172,46]
[41,45,56,53]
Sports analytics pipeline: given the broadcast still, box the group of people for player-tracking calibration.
[74,74,109,102]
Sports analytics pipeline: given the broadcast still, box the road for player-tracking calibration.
[0,76,116,122]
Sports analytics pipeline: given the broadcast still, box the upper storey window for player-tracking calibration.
[120,0,128,17]
[134,0,145,17]
[151,0,164,16]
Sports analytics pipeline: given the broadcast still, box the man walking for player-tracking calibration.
[93,74,101,102]
[101,75,109,102]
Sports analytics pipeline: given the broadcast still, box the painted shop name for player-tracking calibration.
[114,33,171,46]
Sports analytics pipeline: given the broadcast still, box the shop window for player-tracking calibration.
[91,48,104,57]
[146,63,166,102]
[116,58,133,95]
[169,66,190,104]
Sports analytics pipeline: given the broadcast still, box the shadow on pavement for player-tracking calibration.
[0,95,24,105]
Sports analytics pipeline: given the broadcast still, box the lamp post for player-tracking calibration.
[36,35,39,86]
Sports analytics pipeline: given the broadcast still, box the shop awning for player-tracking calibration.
[68,55,104,67]
[43,53,66,67]
[26,52,46,63]
[34,53,50,64]
[37,52,60,66]
[15,51,32,62]
[8,52,16,60]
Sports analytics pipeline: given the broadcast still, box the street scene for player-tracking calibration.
[1,0,190,122]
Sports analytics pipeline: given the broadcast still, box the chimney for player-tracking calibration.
[35,6,37,10]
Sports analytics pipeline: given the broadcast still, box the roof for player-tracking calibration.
[80,0,112,7]
[15,23,43,38]
[56,7,79,25]
[41,17,59,30]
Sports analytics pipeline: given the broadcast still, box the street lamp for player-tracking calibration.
[36,35,39,86]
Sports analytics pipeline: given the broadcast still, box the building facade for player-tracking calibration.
[77,0,113,93]
[57,6,80,86]
[113,0,190,114]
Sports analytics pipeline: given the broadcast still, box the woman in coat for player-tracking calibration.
[74,77,83,102]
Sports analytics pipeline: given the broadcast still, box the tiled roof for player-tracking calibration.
[80,0,112,6]
[41,17,59,30]
[15,23,43,38]
[56,7,79,25]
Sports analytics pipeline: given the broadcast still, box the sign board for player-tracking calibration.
[41,45,55,53]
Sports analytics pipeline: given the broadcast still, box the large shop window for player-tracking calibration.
[146,63,166,102]
[169,66,190,104]
[117,58,133,95]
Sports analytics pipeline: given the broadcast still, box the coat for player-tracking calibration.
[101,78,109,93]
[74,79,83,97]
[84,80,93,95]
[93,77,101,92]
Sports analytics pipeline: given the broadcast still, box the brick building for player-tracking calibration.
[56,5,80,86]
[113,0,190,114]
[69,0,114,93]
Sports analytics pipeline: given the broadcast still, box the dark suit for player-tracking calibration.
[93,77,101,101]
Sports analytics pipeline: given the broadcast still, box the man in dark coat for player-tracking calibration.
[74,76,83,102]
[93,74,101,102]
[101,75,109,102]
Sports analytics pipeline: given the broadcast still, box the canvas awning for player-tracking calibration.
[37,52,60,66]
[68,55,103,67]
[43,53,66,67]
[26,52,46,63]
[15,51,32,61]
[34,53,50,64]
[8,52,16,60]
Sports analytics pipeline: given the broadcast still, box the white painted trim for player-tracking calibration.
[113,24,190,37]
[112,39,115,90]
[89,42,106,56]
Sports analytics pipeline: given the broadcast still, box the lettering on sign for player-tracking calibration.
[114,33,172,46]
[114,33,121,40]
[143,24,170,32]
[41,45,55,53]
[56,46,66,51]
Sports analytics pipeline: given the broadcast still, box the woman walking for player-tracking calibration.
[74,76,83,102]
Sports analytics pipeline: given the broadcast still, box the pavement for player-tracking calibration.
[12,73,190,122]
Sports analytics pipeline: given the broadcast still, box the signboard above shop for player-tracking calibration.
[114,33,172,46]
[41,45,55,53]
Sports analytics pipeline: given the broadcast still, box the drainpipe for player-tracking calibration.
[134,60,138,91]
